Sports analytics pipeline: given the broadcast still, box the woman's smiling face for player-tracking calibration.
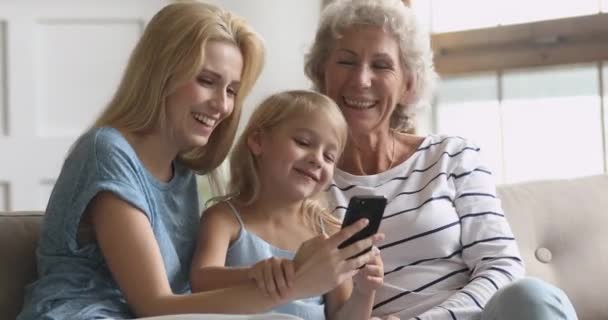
[322,25,409,134]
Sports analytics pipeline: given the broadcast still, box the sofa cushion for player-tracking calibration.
[0,212,43,320]
[497,174,608,320]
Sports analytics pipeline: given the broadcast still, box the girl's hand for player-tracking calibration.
[353,246,384,296]
[291,219,385,299]
[248,257,295,301]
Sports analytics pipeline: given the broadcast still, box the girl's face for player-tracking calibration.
[322,25,409,134]
[165,40,243,151]
[249,111,342,202]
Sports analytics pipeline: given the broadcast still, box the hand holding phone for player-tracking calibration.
[338,195,387,258]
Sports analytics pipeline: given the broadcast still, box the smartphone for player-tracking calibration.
[338,195,387,258]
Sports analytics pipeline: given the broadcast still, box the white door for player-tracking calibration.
[0,0,168,211]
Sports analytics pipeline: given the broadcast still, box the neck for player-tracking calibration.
[121,128,179,182]
[340,129,395,175]
[242,193,303,225]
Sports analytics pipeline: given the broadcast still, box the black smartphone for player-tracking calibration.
[337,195,387,258]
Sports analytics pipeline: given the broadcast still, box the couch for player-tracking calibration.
[1,174,607,319]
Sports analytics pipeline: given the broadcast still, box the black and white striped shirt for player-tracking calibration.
[328,135,525,320]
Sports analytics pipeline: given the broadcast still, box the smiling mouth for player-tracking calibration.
[343,97,376,110]
[192,112,217,127]
[294,168,319,182]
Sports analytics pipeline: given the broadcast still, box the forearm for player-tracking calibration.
[191,266,251,292]
[136,284,286,317]
[330,290,375,320]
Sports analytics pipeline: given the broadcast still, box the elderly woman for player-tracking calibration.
[305,0,578,319]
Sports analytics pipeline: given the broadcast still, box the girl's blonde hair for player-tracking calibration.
[305,0,438,132]
[93,1,265,187]
[229,90,347,234]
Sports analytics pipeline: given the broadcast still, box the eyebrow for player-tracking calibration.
[199,68,241,86]
[295,128,339,150]
[335,49,396,61]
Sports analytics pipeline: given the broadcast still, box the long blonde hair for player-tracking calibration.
[93,2,265,185]
[229,90,346,234]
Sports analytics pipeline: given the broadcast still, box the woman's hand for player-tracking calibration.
[353,246,384,296]
[248,257,295,301]
[291,219,385,299]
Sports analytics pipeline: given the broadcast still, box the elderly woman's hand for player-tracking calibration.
[290,219,385,299]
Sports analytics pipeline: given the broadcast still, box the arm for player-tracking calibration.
[190,203,295,300]
[92,192,382,317]
[91,192,289,316]
[190,203,251,292]
[326,250,383,320]
[414,143,525,320]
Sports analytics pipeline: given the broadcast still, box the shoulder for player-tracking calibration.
[75,127,143,181]
[419,134,480,154]
[201,201,240,234]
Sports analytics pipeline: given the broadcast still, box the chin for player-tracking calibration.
[185,135,211,149]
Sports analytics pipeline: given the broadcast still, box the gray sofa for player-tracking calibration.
[2,174,607,319]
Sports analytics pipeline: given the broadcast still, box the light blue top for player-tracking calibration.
[18,127,200,320]
[224,202,326,320]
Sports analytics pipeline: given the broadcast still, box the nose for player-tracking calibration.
[210,89,232,117]
[307,148,324,167]
[351,64,373,88]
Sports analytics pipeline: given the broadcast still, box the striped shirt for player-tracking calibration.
[328,135,524,320]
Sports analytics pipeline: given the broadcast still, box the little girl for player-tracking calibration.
[190,90,384,320]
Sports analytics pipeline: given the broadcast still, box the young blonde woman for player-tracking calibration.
[191,90,385,320]
[18,3,374,320]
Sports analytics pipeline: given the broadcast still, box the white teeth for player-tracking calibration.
[344,97,375,109]
[192,113,216,126]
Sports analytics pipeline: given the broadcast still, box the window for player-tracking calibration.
[436,64,606,184]
[422,0,608,184]
[417,0,601,33]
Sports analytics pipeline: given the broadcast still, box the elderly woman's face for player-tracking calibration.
[322,25,408,134]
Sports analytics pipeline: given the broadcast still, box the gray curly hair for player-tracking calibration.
[305,0,438,132]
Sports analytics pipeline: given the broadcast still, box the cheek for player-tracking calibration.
[322,166,335,182]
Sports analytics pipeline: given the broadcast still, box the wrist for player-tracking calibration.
[352,286,376,300]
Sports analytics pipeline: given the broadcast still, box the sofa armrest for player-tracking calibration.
[0,212,43,320]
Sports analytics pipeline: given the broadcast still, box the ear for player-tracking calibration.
[247,129,264,156]
[399,73,415,106]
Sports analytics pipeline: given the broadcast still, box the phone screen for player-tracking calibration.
[338,195,387,257]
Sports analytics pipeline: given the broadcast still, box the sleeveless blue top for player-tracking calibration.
[224,202,326,320]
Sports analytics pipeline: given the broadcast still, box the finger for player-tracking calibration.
[327,218,369,247]
[282,260,295,288]
[338,236,375,261]
[372,233,386,244]
[362,264,383,277]
[343,245,377,271]
[263,262,278,300]
[250,268,266,294]
[366,275,384,286]
[273,260,288,297]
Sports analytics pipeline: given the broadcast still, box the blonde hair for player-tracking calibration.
[229,90,346,234]
[305,0,438,132]
[93,1,265,186]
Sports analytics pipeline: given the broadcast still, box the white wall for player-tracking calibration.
[0,0,324,210]
[0,0,168,211]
